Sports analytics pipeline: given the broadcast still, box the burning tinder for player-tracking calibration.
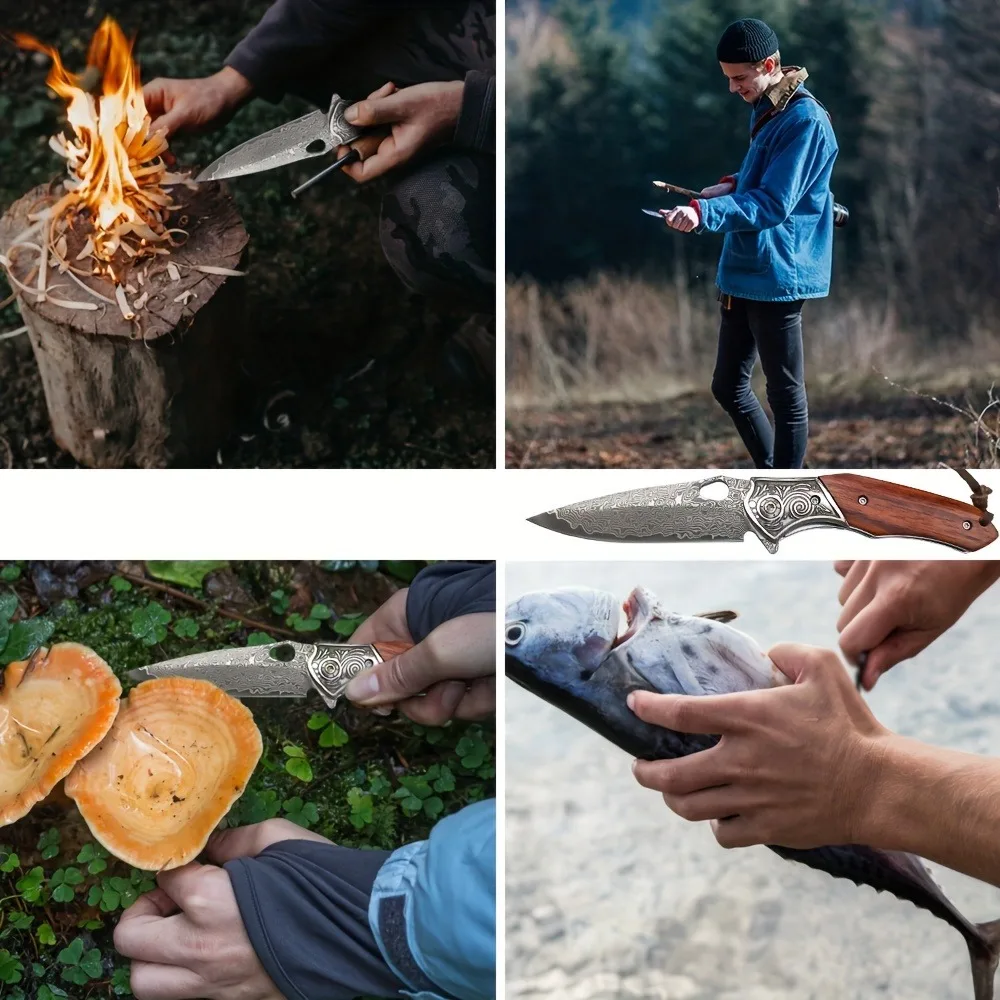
[5,16,195,289]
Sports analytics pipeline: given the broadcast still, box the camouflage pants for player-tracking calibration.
[286,3,495,309]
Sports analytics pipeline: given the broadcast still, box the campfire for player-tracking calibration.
[0,16,249,467]
[1,16,240,322]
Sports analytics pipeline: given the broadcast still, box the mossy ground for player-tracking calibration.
[0,2,493,469]
[0,560,495,998]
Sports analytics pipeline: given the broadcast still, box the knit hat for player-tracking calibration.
[716,18,779,64]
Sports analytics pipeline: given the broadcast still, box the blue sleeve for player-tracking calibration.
[369,799,496,1000]
[695,116,835,234]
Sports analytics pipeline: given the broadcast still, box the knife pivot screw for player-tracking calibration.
[858,496,868,505]
[964,520,973,530]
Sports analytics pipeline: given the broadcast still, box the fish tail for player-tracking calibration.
[969,919,1000,1000]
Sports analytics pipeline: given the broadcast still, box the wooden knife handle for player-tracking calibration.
[819,474,997,551]
[374,640,413,660]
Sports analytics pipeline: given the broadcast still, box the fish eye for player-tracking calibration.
[505,622,526,646]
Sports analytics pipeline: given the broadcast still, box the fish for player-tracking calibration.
[505,585,1000,1000]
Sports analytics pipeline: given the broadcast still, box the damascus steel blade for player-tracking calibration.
[127,644,314,698]
[195,95,361,182]
[128,642,384,709]
[529,477,758,545]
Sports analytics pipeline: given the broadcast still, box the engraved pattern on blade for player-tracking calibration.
[744,477,847,549]
[306,644,382,708]
[138,646,314,698]
[553,477,754,542]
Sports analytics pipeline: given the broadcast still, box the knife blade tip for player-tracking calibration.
[527,510,561,531]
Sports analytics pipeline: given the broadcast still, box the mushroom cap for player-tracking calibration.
[64,676,262,871]
[0,643,122,827]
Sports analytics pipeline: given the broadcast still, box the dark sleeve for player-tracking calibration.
[224,0,383,102]
[453,71,495,154]
[224,840,405,1000]
[405,561,495,642]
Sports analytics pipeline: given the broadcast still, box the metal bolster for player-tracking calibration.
[305,643,383,708]
[743,477,848,552]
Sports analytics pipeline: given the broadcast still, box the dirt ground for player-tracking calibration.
[506,385,991,469]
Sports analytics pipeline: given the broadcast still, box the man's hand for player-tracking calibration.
[336,80,464,183]
[348,607,495,724]
[142,67,254,137]
[660,206,699,232]
[835,560,1000,690]
[114,819,332,1000]
[630,644,889,850]
[700,181,735,198]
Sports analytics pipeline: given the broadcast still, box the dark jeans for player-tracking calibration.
[711,296,807,469]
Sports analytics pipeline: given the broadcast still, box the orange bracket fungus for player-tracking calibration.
[0,643,122,828]
[65,677,263,871]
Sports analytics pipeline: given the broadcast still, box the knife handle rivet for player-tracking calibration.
[858,496,868,506]
[964,520,973,530]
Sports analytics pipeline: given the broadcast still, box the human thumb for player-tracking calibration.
[861,631,929,690]
[345,639,439,706]
[345,91,403,127]
[766,643,836,685]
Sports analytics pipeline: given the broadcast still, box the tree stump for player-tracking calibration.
[0,181,249,468]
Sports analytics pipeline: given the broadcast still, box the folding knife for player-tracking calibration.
[195,93,364,196]
[527,474,996,553]
[126,640,411,708]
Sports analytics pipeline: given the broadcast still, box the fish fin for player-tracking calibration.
[697,610,738,623]
[969,918,1000,1000]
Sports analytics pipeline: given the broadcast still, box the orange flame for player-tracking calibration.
[13,16,176,267]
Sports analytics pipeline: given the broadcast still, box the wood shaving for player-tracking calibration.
[187,264,246,277]
[125,284,137,294]
[75,238,95,261]
[167,262,180,281]
[115,284,134,320]
[133,291,149,310]
[173,290,196,305]
[0,253,97,309]
[0,326,28,341]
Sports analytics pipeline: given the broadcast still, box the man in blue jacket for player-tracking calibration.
[661,18,839,469]
[113,562,496,1000]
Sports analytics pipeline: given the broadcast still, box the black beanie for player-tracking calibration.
[716,18,779,64]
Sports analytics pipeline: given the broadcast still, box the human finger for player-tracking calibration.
[664,785,750,823]
[394,681,467,726]
[710,815,761,849]
[631,747,729,797]
[836,574,878,634]
[114,908,191,967]
[453,677,496,720]
[838,600,897,666]
[833,559,854,579]
[344,91,405,128]
[340,136,404,182]
[861,631,932,690]
[627,690,748,736]
[128,961,208,1000]
[836,560,869,606]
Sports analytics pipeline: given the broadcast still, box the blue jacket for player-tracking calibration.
[370,799,496,999]
[694,73,839,302]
